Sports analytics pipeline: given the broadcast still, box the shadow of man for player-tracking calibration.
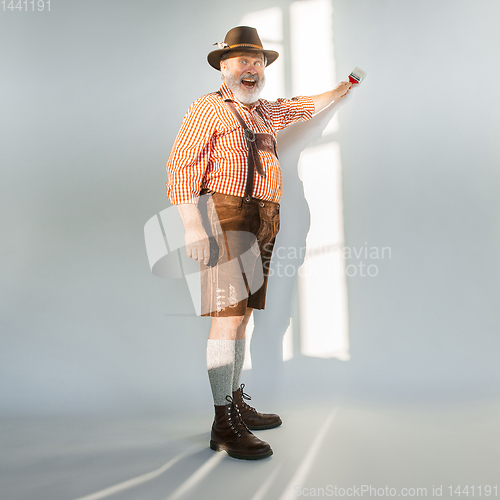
[250,97,349,399]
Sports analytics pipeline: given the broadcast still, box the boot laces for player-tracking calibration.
[238,383,257,413]
[225,394,251,435]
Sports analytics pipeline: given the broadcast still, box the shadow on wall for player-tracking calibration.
[251,97,349,399]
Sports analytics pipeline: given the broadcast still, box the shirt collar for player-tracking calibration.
[219,82,261,111]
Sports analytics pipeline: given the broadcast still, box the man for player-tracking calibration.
[166,26,352,460]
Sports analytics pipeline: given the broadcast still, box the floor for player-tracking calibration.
[2,398,499,500]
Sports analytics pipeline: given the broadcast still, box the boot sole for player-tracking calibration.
[246,419,282,431]
[210,440,273,460]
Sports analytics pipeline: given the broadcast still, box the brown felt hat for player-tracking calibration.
[207,26,279,71]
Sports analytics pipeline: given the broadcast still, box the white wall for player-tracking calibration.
[1,0,499,416]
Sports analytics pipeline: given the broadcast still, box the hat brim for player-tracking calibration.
[207,47,279,71]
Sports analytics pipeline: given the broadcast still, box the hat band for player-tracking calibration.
[228,43,264,50]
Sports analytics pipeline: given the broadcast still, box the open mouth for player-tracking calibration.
[241,78,257,89]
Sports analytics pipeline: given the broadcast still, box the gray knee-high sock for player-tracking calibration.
[232,339,246,392]
[207,339,236,406]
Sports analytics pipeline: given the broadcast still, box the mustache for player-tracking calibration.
[239,73,259,83]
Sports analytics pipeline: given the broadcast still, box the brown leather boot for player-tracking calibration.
[232,384,282,430]
[210,395,273,460]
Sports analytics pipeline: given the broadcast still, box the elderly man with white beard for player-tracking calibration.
[166,26,352,460]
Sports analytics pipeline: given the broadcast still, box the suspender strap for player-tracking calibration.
[224,100,266,200]
[215,91,278,201]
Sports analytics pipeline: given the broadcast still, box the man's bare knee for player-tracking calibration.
[216,315,245,328]
[209,315,245,340]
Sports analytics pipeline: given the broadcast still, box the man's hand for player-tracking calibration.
[310,80,353,115]
[184,226,210,265]
[176,203,211,265]
[332,80,352,100]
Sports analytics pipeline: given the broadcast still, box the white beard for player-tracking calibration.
[222,68,266,105]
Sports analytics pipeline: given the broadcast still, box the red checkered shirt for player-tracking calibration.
[166,82,314,204]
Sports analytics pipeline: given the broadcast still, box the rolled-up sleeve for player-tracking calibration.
[166,98,217,205]
[264,95,315,131]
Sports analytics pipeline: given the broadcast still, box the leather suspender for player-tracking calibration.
[216,91,276,201]
[224,99,265,201]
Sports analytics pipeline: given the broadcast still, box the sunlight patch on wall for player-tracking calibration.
[298,142,350,360]
[290,0,339,135]
[240,0,349,366]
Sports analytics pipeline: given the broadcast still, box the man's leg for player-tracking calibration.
[216,307,283,431]
[234,308,252,391]
[206,308,252,405]
[207,310,272,460]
